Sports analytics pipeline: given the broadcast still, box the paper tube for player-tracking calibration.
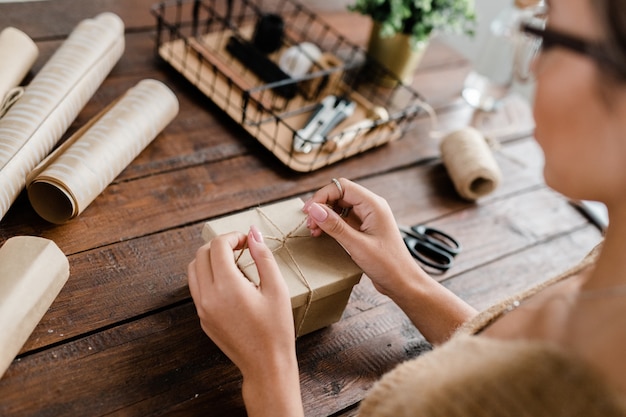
[0,236,69,379]
[440,127,502,201]
[0,27,39,104]
[26,79,179,224]
[0,12,125,222]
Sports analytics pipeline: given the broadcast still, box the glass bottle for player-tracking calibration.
[462,0,541,112]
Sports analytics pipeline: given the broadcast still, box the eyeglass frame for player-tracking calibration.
[516,21,618,81]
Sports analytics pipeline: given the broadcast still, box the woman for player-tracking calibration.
[187,0,626,414]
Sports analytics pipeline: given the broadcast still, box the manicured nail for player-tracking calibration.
[250,225,263,243]
[302,198,312,212]
[308,203,328,222]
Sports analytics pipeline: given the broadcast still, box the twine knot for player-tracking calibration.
[235,207,312,337]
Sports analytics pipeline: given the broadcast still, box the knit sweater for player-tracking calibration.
[357,246,626,416]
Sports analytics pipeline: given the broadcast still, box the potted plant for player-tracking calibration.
[349,0,476,86]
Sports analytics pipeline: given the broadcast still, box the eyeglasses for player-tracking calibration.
[515,19,615,82]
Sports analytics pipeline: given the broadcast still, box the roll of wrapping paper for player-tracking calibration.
[0,27,39,106]
[26,79,179,224]
[440,127,502,201]
[0,236,69,379]
[0,12,125,221]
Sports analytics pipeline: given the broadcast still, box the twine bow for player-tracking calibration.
[235,208,313,337]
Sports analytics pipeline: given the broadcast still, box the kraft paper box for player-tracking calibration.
[202,198,362,336]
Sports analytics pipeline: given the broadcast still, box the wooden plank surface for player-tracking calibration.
[0,1,603,416]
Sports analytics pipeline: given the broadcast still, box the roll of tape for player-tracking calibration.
[278,42,322,78]
[440,127,502,201]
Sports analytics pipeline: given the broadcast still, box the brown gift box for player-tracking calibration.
[202,198,362,336]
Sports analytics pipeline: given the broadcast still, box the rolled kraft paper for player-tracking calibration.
[0,27,39,102]
[0,236,69,378]
[0,12,125,221]
[440,127,502,201]
[27,79,179,224]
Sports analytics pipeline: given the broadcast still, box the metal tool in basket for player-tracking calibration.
[399,224,462,272]
[293,95,356,154]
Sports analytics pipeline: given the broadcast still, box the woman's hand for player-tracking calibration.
[303,178,422,297]
[303,179,477,344]
[187,226,304,417]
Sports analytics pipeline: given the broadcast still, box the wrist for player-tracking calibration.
[384,260,430,302]
[383,262,477,344]
[241,350,304,417]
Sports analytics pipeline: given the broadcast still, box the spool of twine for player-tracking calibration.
[440,127,502,201]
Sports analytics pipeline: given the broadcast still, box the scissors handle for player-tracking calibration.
[403,235,454,271]
[409,225,462,256]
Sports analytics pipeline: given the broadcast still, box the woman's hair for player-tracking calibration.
[597,0,626,81]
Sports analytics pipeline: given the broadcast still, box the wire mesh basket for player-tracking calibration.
[152,0,427,172]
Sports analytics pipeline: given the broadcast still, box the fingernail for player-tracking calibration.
[302,198,312,212]
[250,225,263,243]
[308,203,328,223]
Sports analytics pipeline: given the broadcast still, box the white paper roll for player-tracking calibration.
[0,27,39,102]
[27,79,179,224]
[0,236,69,379]
[0,12,125,221]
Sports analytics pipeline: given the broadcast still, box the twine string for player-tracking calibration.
[234,208,312,337]
[0,87,24,119]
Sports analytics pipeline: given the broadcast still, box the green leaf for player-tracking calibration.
[349,0,475,46]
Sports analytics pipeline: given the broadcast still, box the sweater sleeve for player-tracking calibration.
[357,335,626,417]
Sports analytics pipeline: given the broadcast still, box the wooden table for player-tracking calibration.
[0,1,603,416]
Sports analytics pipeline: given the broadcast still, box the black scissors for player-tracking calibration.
[399,224,462,272]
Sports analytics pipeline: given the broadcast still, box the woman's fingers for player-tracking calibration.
[207,231,248,285]
[247,225,286,295]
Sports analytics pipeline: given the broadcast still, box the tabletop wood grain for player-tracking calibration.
[0,1,603,416]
